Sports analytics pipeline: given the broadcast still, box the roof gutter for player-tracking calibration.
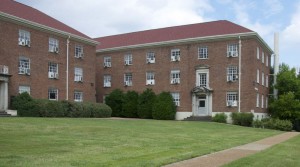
[96,32,273,54]
[0,12,99,46]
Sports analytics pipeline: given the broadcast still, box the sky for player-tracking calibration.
[16,0,300,68]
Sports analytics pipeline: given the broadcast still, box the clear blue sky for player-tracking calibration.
[17,0,300,68]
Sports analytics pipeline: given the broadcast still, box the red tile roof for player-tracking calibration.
[95,20,253,50]
[0,0,91,39]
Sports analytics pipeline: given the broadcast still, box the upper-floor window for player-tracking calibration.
[171,49,180,61]
[171,92,180,106]
[146,72,155,85]
[124,73,132,86]
[104,75,111,87]
[104,56,112,68]
[74,91,83,102]
[257,47,260,60]
[49,38,59,53]
[75,45,84,58]
[226,92,238,107]
[266,75,269,87]
[198,46,208,59]
[227,44,238,57]
[262,71,265,86]
[199,73,207,87]
[262,52,265,64]
[124,54,132,65]
[74,67,83,82]
[146,52,155,64]
[266,97,268,108]
[18,57,30,75]
[257,69,260,84]
[227,66,238,82]
[170,70,180,84]
[48,62,58,79]
[48,88,58,100]
[19,85,30,95]
[261,94,264,108]
[266,55,269,67]
[256,93,260,107]
[18,29,30,47]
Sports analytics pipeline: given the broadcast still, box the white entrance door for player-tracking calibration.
[196,95,208,116]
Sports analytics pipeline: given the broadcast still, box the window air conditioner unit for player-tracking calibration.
[104,82,111,87]
[227,101,233,107]
[175,56,180,61]
[54,73,59,79]
[172,78,180,84]
[19,39,25,46]
[227,75,233,82]
[124,81,130,86]
[104,62,111,68]
[232,100,237,107]
[25,40,30,47]
[48,72,55,78]
[25,68,30,75]
[233,75,238,80]
[146,80,155,85]
[77,53,83,58]
[171,56,176,61]
[125,61,130,66]
[54,47,59,53]
[76,76,82,82]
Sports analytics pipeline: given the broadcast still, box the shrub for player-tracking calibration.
[105,89,124,117]
[17,100,41,117]
[11,92,32,111]
[263,118,293,131]
[252,119,264,128]
[122,91,139,118]
[212,113,227,123]
[152,92,176,120]
[84,102,112,118]
[231,112,254,127]
[138,89,156,119]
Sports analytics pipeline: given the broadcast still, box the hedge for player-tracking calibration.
[231,112,254,127]
[138,89,156,119]
[253,118,293,131]
[152,92,176,120]
[105,89,124,117]
[122,91,139,118]
[212,113,227,123]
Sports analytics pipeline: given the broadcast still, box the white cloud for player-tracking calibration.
[263,0,284,18]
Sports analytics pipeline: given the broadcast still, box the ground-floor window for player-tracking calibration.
[124,73,133,86]
[48,88,58,100]
[171,92,180,106]
[226,92,238,107]
[19,85,30,94]
[74,91,83,102]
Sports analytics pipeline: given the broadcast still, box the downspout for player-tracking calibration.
[66,36,70,100]
[238,36,242,112]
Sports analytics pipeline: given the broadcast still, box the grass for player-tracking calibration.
[223,134,300,167]
[0,118,281,167]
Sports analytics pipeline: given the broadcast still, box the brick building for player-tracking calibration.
[95,21,272,120]
[0,0,98,112]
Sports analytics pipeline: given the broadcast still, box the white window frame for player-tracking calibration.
[74,67,83,82]
[198,46,208,59]
[266,55,269,67]
[227,44,238,57]
[266,75,269,88]
[261,94,264,108]
[75,45,84,58]
[257,69,260,84]
[257,47,260,59]
[171,92,180,106]
[49,38,59,53]
[171,49,180,61]
[262,52,265,64]
[18,57,30,75]
[48,62,58,79]
[227,66,238,82]
[262,71,265,86]
[146,72,155,85]
[19,85,30,95]
[48,88,58,101]
[266,97,268,108]
[170,70,180,84]
[226,92,238,107]
[18,29,30,46]
[104,56,112,67]
[74,91,83,102]
[124,54,133,65]
[199,73,207,87]
[124,73,132,86]
[104,75,111,87]
[146,52,155,63]
[256,93,260,108]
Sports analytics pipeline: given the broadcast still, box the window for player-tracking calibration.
[227,44,238,57]
[75,45,84,58]
[261,94,264,108]
[266,75,269,87]
[146,72,155,85]
[262,52,265,63]
[170,70,180,84]
[74,91,83,102]
[19,85,30,94]
[74,67,83,82]
[104,57,111,67]
[266,97,268,108]
[227,66,238,82]
[104,75,111,87]
[257,69,260,83]
[124,73,132,86]
[226,92,238,107]
[18,29,30,46]
[266,55,269,67]
[49,38,59,53]
[171,92,180,106]
[146,52,155,63]
[18,57,30,75]
[48,62,58,79]
[48,88,58,100]
[124,54,132,65]
[262,71,265,86]
[256,93,260,107]
[171,49,180,61]
[198,46,208,59]
[257,47,260,59]
[199,73,207,87]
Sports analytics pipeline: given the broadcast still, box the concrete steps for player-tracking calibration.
[184,116,212,122]
[0,110,11,117]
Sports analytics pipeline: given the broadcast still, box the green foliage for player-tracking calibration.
[212,113,227,123]
[263,118,293,131]
[105,89,124,117]
[138,89,156,119]
[35,99,65,117]
[83,102,112,118]
[122,91,139,118]
[231,112,254,127]
[152,92,176,120]
[11,92,32,111]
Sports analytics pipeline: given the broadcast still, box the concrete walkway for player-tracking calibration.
[164,132,299,167]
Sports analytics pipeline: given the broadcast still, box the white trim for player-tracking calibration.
[175,112,192,120]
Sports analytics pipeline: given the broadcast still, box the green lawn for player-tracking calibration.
[0,118,280,167]
[223,134,300,167]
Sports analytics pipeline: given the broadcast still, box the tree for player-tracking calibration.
[122,91,139,118]
[137,89,156,119]
[105,89,124,117]
[152,92,176,120]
